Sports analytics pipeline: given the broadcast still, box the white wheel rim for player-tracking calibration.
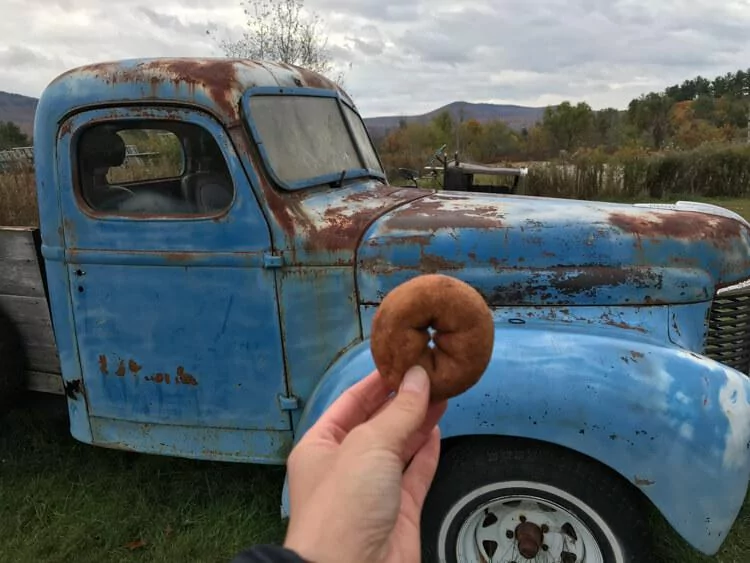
[437,481,624,563]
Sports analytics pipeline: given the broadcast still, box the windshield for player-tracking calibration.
[246,94,385,190]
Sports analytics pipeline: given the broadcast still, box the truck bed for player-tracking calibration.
[0,227,62,395]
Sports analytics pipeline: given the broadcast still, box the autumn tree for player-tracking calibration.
[628,93,674,149]
[592,108,624,151]
[210,0,345,83]
[540,101,594,153]
[470,120,521,162]
[432,111,455,141]
[0,121,30,150]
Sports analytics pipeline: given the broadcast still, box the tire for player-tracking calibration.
[421,437,652,563]
[0,306,25,415]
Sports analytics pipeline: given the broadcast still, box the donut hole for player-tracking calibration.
[427,326,437,349]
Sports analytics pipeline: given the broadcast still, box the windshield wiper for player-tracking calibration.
[329,170,347,188]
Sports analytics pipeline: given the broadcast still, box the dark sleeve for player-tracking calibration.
[230,545,310,563]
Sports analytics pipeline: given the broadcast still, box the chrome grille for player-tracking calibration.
[705,282,750,374]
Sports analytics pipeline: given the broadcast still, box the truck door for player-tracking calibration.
[55,107,292,450]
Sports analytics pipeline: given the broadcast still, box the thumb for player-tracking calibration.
[367,365,431,454]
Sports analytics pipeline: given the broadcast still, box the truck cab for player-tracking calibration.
[12,57,750,561]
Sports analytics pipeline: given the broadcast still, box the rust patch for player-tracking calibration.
[164,252,195,263]
[631,351,645,360]
[144,59,240,118]
[550,267,662,296]
[308,204,363,252]
[98,354,108,375]
[83,59,247,120]
[634,476,656,486]
[364,233,435,249]
[483,267,663,307]
[420,252,462,272]
[293,65,336,89]
[343,189,391,204]
[59,120,73,137]
[145,372,167,384]
[176,366,198,386]
[128,359,142,374]
[604,320,647,333]
[303,185,426,254]
[116,360,126,377]
[144,370,184,385]
[609,210,744,250]
[382,198,503,232]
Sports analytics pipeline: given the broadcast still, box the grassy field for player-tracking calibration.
[2,393,749,562]
[0,396,287,563]
[2,164,750,562]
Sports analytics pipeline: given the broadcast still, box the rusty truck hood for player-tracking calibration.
[356,191,750,306]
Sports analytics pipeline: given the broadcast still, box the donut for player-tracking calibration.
[370,274,494,402]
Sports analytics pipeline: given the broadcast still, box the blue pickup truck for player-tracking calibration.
[1,58,749,562]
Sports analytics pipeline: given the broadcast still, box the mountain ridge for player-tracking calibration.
[0,91,546,143]
[0,91,38,139]
[363,100,548,139]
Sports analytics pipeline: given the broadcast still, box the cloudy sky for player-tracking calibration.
[1,0,749,117]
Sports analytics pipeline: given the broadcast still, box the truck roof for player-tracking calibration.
[36,57,352,129]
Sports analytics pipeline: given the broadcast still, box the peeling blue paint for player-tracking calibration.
[287,327,750,556]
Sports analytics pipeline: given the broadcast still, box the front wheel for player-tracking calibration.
[421,438,652,562]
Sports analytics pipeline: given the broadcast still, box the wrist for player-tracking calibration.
[283,534,321,563]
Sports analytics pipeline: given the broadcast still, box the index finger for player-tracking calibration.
[305,370,394,441]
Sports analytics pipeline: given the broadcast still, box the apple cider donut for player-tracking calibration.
[370,274,494,401]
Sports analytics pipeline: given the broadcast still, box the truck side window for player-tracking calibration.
[76,121,234,217]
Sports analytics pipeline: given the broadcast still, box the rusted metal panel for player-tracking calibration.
[40,58,352,129]
[62,259,290,431]
[268,182,427,266]
[356,192,750,306]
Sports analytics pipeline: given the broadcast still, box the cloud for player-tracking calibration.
[1,0,750,118]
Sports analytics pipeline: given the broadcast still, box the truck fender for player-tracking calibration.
[282,325,750,556]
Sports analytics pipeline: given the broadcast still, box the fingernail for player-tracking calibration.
[401,365,428,393]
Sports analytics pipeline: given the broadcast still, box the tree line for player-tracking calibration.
[0,121,30,151]
[373,68,750,176]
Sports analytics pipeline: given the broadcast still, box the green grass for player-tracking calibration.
[3,198,750,562]
[3,397,748,563]
[0,396,286,563]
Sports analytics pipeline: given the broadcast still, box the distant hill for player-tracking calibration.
[362,101,549,140]
[0,90,547,144]
[0,92,37,139]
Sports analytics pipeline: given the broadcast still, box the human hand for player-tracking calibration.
[283,366,448,563]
